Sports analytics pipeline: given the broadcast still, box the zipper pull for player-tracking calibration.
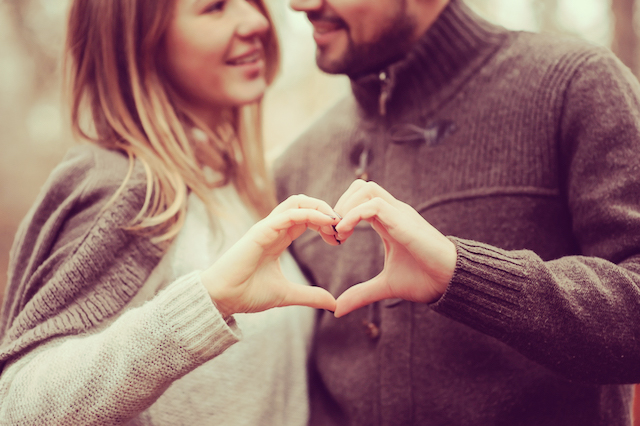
[378,71,391,116]
[354,148,370,181]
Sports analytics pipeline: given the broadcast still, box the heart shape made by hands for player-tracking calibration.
[327,180,458,318]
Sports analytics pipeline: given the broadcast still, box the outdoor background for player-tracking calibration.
[1,1,639,409]
[2,0,636,298]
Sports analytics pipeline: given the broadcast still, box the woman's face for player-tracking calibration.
[163,0,270,114]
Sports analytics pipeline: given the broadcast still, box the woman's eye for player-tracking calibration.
[203,0,225,13]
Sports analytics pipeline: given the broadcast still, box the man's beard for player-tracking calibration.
[316,12,418,79]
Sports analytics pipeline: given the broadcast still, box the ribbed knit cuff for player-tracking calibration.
[154,271,241,363]
[431,237,532,335]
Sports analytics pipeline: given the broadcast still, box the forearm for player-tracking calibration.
[0,272,240,425]
[432,237,640,384]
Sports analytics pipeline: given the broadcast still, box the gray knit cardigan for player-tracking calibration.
[0,144,162,371]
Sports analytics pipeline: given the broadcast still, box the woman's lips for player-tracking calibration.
[226,49,262,66]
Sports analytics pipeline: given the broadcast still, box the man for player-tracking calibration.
[275,0,640,424]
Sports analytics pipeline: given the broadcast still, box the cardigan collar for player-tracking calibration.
[351,0,509,119]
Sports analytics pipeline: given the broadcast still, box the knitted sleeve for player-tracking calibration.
[432,48,640,384]
[0,271,241,425]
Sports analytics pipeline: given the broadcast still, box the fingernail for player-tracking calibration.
[334,211,343,220]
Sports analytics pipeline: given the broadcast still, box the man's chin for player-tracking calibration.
[315,47,384,78]
[315,51,350,75]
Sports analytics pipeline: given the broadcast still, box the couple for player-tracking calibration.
[2,0,640,424]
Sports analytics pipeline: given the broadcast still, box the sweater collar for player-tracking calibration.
[351,0,508,118]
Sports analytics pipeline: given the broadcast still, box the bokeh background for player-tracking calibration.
[1,0,635,298]
[1,1,639,410]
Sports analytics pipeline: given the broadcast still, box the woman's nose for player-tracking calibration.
[236,1,270,38]
[289,0,323,13]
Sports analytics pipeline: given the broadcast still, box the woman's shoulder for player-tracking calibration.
[10,144,152,274]
[1,144,161,362]
[52,143,145,196]
[31,144,152,253]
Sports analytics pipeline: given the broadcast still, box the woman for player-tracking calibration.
[0,0,339,424]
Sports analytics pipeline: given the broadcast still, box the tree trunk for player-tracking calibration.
[611,0,640,77]
[536,0,560,33]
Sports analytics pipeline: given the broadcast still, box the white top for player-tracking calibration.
[0,186,315,426]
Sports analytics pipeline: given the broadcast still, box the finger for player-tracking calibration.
[334,276,392,318]
[334,180,398,224]
[271,196,340,244]
[258,209,340,248]
[280,282,337,312]
[304,222,341,246]
[335,197,401,240]
[272,194,338,219]
[333,179,368,216]
[320,231,342,246]
[269,208,339,233]
[302,224,341,246]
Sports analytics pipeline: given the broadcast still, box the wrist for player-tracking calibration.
[437,236,458,294]
[200,269,235,319]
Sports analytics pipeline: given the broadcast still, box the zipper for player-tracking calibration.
[378,70,391,116]
[354,147,370,180]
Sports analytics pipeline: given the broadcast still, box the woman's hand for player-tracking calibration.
[332,180,457,318]
[200,195,340,318]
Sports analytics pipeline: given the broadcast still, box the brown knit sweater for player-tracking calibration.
[275,1,640,425]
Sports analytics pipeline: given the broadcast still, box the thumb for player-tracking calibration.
[280,282,337,312]
[334,276,391,318]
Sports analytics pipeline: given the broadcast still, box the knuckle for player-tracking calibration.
[295,194,311,203]
[351,179,366,189]
[371,197,385,208]
[286,194,305,204]
[364,181,380,192]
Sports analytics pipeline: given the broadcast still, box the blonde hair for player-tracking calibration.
[64,0,279,245]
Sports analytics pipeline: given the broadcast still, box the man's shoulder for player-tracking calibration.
[503,30,614,68]
[276,96,358,168]
[298,95,358,144]
[273,95,359,200]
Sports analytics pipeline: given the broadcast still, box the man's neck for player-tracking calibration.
[347,0,453,80]
[407,0,452,46]
[349,0,508,118]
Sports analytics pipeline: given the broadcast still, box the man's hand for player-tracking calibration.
[333,180,457,318]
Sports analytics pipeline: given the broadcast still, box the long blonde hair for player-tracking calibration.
[64,0,279,244]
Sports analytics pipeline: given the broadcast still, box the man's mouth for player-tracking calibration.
[310,18,345,34]
[308,15,347,46]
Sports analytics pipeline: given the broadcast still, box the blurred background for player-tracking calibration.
[0,0,637,313]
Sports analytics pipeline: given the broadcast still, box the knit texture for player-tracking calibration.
[0,271,242,425]
[1,144,163,370]
[0,145,314,424]
[275,0,640,425]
